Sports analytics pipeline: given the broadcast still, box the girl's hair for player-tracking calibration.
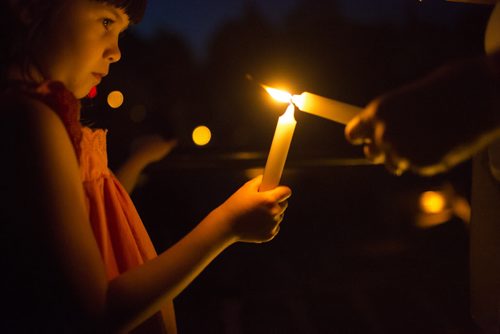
[95,0,147,25]
[0,0,147,84]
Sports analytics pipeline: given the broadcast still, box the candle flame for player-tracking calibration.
[281,103,296,122]
[263,85,292,103]
[291,94,305,110]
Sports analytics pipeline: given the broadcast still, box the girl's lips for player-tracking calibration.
[92,72,107,83]
[92,73,103,80]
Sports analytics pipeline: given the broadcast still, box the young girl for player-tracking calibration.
[0,1,291,333]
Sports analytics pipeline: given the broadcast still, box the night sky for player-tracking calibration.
[135,0,299,57]
[134,0,482,59]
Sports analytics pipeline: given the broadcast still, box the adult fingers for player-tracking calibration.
[363,143,385,164]
[383,150,410,176]
[345,116,375,145]
[384,158,410,176]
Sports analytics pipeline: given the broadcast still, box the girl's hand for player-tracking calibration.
[130,135,178,165]
[215,176,292,243]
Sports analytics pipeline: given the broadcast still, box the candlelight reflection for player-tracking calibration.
[415,184,471,228]
[420,191,446,214]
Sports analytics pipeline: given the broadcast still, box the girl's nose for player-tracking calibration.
[105,43,122,63]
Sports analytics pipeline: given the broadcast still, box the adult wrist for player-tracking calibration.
[486,49,500,77]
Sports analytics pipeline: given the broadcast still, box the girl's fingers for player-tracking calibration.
[273,212,285,223]
[269,225,281,240]
[247,175,263,190]
[278,200,288,212]
[267,186,292,203]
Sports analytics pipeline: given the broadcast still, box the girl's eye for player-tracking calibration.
[102,18,115,30]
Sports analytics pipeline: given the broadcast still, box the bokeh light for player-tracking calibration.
[107,90,124,109]
[419,191,446,214]
[192,125,212,146]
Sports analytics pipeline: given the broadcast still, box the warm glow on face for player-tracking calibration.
[192,125,212,146]
[420,191,446,214]
[107,90,124,109]
[263,85,292,103]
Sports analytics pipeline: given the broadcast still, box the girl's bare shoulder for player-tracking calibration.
[3,91,64,126]
[0,90,78,178]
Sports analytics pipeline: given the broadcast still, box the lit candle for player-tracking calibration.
[259,85,360,191]
[292,92,361,125]
[260,103,297,191]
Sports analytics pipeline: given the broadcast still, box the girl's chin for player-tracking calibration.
[74,85,95,99]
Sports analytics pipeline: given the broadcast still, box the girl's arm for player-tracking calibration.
[18,97,290,332]
[107,175,290,331]
[17,97,110,323]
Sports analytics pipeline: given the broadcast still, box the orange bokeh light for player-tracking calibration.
[419,191,447,214]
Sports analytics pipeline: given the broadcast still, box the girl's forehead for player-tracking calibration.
[84,0,130,25]
[91,0,146,24]
[100,2,130,23]
[92,1,129,16]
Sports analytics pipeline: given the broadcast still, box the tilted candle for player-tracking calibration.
[260,103,297,191]
[292,92,362,125]
[259,85,361,191]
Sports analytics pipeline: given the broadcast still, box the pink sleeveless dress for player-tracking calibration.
[28,81,174,333]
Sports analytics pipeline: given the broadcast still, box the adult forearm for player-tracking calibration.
[481,49,500,133]
[487,48,500,74]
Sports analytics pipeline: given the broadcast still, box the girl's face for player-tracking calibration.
[34,0,130,98]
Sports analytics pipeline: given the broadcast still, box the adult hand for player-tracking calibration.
[345,55,500,176]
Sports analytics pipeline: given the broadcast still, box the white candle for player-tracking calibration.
[292,92,362,125]
[260,103,297,191]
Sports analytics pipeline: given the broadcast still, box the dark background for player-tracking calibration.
[82,1,495,333]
